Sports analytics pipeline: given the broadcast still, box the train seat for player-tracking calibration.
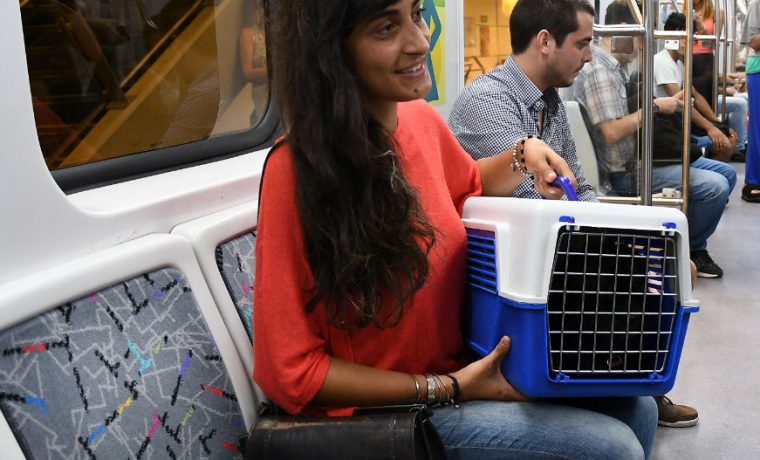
[171,202,264,405]
[563,100,601,195]
[0,234,256,459]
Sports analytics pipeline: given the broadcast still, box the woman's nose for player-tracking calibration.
[403,19,430,55]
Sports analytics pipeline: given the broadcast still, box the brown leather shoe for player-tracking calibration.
[655,395,699,428]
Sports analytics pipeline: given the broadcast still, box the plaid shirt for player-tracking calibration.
[448,56,596,202]
[573,45,636,174]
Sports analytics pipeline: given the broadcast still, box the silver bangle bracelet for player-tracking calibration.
[425,374,437,405]
[411,374,421,404]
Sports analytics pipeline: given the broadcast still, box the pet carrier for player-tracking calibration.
[461,195,699,398]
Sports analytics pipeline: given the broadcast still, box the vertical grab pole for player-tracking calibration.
[642,0,656,206]
[720,0,730,121]
[713,0,723,112]
[682,0,694,215]
[730,0,737,73]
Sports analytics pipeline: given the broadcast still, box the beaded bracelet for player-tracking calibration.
[446,374,461,403]
[511,135,535,181]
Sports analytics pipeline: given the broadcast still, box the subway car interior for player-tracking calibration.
[0,0,757,458]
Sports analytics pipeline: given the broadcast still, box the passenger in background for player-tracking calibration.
[686,0,720,105]
[654,13,744,162]
[652,12,739,195]
[448,0,597,202]
[575,1,732,281]
[238,0,268,127]
[450,0,698,430]
[254,0,659,458]
[741,0,760,202]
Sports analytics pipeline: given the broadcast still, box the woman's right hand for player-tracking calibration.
[450,336,530,402]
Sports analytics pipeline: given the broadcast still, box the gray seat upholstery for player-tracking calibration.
[215,231,256,342]
[0,235,255,459]
[564,100,601,195]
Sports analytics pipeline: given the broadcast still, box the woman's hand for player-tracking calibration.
[523,137,577,200]
[450,336,530,402]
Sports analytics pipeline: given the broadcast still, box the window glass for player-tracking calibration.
[462,0,515,84]
[20,0,269,170]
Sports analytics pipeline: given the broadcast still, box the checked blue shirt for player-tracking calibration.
[448,56,597,202]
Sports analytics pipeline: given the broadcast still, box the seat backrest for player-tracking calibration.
[563,100,600,194]
[172,202,266,408]
[0,234,255,459]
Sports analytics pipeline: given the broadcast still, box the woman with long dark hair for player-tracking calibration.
[253,0,657,457]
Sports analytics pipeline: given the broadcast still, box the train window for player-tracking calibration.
[19,0,271,182]
[462,0,515,83]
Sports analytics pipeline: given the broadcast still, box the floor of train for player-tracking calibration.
[651,162,759,459]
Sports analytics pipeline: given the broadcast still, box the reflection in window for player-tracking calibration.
[20,0,269,170]
[462,0,516,84]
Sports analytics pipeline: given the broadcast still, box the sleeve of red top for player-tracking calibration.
[252,146,331,415]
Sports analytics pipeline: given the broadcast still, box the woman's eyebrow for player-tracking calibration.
[364,8,401,23]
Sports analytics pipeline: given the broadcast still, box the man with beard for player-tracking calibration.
[449,0,597,201]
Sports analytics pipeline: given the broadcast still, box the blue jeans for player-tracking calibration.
[608,157,734,251]
[652,156,735,251]
[430,397,657,459]
[690,96,748,152]
[718,96,748,147]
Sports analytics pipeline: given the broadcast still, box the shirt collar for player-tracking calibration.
[592,44,629,80]
[500,55,561,114]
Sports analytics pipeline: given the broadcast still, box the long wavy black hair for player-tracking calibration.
[270,0,436,329]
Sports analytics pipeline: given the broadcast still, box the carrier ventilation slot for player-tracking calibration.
[466,229,497,294]
[547,227,680,380]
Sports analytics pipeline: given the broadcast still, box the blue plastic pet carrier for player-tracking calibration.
[461,193,699,398]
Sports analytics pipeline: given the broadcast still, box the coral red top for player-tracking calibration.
[253,100,482,415]
[693,16,715,54]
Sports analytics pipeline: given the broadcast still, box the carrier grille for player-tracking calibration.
[466,229,497,294]
[547,227,679,379]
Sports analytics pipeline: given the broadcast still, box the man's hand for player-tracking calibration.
[654,96,681,115]
[523,137,577,199]
[707,126,730,153]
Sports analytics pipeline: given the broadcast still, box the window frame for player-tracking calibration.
[19,0,279,194]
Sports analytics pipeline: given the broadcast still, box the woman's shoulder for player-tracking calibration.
[261,139,296,185]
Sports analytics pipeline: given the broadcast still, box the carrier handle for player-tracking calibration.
[550,175,579,201]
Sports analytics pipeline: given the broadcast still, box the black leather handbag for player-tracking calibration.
[246,404,446,460]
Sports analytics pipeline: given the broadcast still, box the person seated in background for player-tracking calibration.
[238,0,269,126]
[574,1,734,282]
[449,0,698,429]
[448,0,597,202]
[654,12,745,163]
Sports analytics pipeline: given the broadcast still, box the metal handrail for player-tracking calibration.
[713,0,723,111]
[593,24,646,36]
[682,0,695,216]
[120,0,206,88]
[642,0,656,206]
[721,0,729,120]
[626,0,644,25]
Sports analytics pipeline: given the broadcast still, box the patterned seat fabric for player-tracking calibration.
[0,268,246,459]
[215,232,255,341]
